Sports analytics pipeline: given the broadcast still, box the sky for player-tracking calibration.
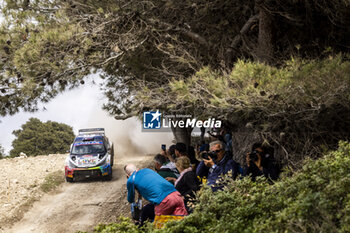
[0,78,174,156]
[0,10,173,156]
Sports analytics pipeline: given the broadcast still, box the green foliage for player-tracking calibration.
[40,170,65,193]
[88,142,350,232]
[0,144,5,159]
[139,55,350,164]
[93,217,144,233]
[159,141,350,233]
[10,117,75,157]
[1,0,349,118]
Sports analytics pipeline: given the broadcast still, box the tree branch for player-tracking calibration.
[231,14,259,49]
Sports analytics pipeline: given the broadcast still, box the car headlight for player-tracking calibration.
[66,156,77,168]
[69,160,77,168]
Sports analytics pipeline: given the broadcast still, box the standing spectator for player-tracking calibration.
[196,140,239,191]
[167,144,177,162]
[175,142,199,168]
[124,164,188,216]
[200,126,206,142]
[174,142,187,158]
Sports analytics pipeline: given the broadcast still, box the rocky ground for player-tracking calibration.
[0,154,67,230]
[0,153,154,233]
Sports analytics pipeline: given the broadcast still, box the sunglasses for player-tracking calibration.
[210,149,222,154]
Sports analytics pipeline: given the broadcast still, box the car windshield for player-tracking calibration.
[71,142,106,155]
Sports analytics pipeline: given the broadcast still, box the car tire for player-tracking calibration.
[66,177,74,183]
[104,170,113,181]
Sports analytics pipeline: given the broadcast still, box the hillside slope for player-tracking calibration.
[0,153,153,233]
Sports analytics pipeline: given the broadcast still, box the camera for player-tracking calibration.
[201,152,217,161]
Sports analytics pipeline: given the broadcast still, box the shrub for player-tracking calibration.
[159,141,350,233]
[91,141,350,233]
[40,170,65,193]
[138,55,350,166]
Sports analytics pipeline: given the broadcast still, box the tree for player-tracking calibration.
[0,0,349,117]
[10,118,75,157]
[0,144,5,159]
[1,0,349,159]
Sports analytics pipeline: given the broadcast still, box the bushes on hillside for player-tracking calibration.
[91,141,350,233]
[161,141,350,233]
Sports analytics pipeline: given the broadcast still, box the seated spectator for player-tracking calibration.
[196,140,239,191]
[167,156,200,212]
[243,143,280,182]
[175,142,199,168]
[124,164,188,216]
[154,154,179,183]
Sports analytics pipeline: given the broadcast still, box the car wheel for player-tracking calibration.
[66,177,74,183]
[104,170,113,181]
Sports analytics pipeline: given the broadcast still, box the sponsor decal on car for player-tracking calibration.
[74,141,103,146]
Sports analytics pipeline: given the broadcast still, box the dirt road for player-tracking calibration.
[2,154,153,233]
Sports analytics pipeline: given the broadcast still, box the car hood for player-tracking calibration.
[70,154,106,168]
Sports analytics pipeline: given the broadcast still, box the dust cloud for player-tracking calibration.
[85,109,174,158]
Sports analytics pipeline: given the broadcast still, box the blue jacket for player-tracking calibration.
[196,154,239,191]
[127,168,176,205]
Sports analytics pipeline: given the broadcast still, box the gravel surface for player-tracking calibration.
[0,153,154,233]
[0,154,67,230]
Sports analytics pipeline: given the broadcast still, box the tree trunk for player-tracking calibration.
[256,1,274,64]
[171,126,193,147]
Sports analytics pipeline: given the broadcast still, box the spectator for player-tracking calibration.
[159,145,179,174]
[200,126,206,142]
[196,140,239,191]
[244,143,279,181]
[208,127,225,142]
[167,144,177,162]
[167,156,200,212]
[154,154,179,183]
[174,142,187,158]
[175,142,199,168]
[125,164,188,216]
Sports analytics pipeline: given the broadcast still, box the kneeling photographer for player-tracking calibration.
[196,140,239,192]
[244,143,279,182]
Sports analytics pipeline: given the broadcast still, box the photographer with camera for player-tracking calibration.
[244,143,279,182]
[196,140,239,191]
